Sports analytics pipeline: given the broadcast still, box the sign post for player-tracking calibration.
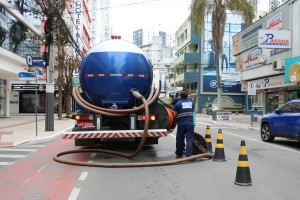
[247,82,256,126]
[26,55,46,136]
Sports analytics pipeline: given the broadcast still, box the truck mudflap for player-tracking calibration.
[63,129,168,139]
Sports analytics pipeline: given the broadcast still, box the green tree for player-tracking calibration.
[190,0,254,109]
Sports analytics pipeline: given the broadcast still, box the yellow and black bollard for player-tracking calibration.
[205,126,213,153]
[213,129,226,161]
[234,140,252,186]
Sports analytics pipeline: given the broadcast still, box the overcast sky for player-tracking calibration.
[109,0,192,42]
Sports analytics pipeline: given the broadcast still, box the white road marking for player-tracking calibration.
[90,153,96,158]
[17,145,45,148]
[0,149,36,152]
[169,121,300,155]
[221,130,300,154]
[79,172,88,181]
[68,188,81,200]
[0,162,13,165]
[170,134,176,139]
[0,154,26,158]
[38,164,48,173]
[22,177,31,186]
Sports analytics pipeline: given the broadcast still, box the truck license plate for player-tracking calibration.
[77,121,94,127]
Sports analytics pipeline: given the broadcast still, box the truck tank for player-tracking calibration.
[79,39,153,109]
[64,39,177,146]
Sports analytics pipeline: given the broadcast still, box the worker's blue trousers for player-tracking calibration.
[176,125,194,157]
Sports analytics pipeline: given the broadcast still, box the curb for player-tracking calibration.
[200,118,260,133]
[14,125,74,146]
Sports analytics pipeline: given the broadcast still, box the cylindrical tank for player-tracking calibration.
[79,39,153,108]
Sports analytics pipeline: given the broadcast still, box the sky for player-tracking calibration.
[108,0,192,42]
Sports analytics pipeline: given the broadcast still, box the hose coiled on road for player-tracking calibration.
[53,87,213,167]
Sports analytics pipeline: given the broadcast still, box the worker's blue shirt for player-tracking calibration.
[174,99,194,126]
[171,97,193,106]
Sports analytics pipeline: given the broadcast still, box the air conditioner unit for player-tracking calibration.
[258,54,267,64]
[272,59,284,70]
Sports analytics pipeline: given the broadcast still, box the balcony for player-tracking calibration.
[171,52,200,68]
[184,72,200,83]
[170,71,199,87]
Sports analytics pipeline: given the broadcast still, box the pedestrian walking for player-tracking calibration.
[173,91,195,158]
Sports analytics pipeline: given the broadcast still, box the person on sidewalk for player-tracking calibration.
[173,91,195,158]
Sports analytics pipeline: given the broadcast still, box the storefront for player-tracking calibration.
[243,75,297,114]
[0,79,7,117]
[11,84,63,113]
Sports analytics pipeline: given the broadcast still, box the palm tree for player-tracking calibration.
[190,0,254,109]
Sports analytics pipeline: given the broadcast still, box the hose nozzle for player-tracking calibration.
[130,89,144,100]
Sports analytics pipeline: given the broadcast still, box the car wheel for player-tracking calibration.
[261,123,275,142]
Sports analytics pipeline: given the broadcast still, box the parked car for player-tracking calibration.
[261,99,300,142]
[206,104,219,115]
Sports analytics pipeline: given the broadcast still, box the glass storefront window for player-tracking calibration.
[0,3,41,58]
[266,92,279,113]
[20,93,46,113]
[0,79,7,117]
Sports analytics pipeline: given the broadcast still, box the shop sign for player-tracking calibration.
[232,24,262,56]
[221,72,241,84]
[258,30,291,49]
[235,48,262,71]
[284,56,300,83]
[267,12,283,30]
[242,75,296,91]
[216,112,232,121]
[11,84,60,91]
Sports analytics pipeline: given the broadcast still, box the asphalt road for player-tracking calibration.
[70,122,300,200]
[1,122,300,200]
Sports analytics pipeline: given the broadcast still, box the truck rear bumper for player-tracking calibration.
[63,129,168,139]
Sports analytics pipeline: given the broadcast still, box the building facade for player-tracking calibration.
[2,0,92,115]
[170,12,245,113]
[233,0,300,114]
[140,36,174,98]
[0,0,42,117]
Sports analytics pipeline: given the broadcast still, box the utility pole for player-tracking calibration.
[45,5,54,131]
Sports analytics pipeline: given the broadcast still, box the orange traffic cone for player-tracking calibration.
[205,126,213,153]
[234,140,252,186]
[213,129,226,161]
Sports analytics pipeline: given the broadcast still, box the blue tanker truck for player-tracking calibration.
[63,39,176,146]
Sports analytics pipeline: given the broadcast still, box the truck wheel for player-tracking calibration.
[261,123,274,142]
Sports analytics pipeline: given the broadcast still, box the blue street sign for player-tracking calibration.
[26,55,45,67]
[37,69,43,78]
[19,72,35,80]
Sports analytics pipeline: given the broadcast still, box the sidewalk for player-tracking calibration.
[0,114,74,147]
[0,113,261,147]
[197,113,261,132]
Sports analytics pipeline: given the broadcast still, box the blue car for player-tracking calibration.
[261,99,300,142]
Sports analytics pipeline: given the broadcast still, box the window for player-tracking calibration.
[292,102,300,113]
[280,103,293,113]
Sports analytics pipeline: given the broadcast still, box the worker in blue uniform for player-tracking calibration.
[169,90,193,106]
[173,91,195,158]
